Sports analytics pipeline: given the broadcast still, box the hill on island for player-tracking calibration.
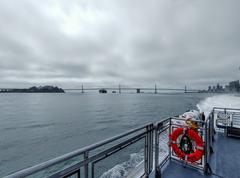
[0,86,65,93]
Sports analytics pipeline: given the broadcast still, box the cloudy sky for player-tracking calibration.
[0,0,240,89]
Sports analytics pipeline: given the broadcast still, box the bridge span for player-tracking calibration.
[0,85,200,93]
[64,86,199,93]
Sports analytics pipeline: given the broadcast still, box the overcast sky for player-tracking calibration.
[0,0,240,89]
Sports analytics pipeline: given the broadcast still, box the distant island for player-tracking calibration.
[0,86,65,93]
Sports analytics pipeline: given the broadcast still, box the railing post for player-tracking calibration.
[150,124,154,172]
[204,120,207,174]
[168,118,172,160]
[144,124,154,177]
[210,114,214,153]
[144,128,148,176]
[212,110,216,137]
[204,118,213,175]
[84,151,89,178]
[155,123,161,178]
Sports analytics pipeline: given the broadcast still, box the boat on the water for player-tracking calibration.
[99,89,107,93]
[4,107,240,178]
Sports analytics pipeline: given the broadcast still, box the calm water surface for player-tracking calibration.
[0,92,210,176]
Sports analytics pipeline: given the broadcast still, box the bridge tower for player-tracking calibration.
[137,88,140,93]
[82,84,84,93]
[119,84,121,94]
[155,84,157,94]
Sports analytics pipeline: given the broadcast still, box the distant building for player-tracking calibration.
[208,86,211,92]
[206,80,240,93]
[213,86,216,92]
[225,85,229,92]
[207,83,224,93]
[228,80,240,92]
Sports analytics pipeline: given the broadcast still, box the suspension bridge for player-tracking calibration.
[64,85,199,93]
[0,85,200,93]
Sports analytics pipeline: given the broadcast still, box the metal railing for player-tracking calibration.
[213,107,240,128]
[212,107,240,137]
[5,124,154,178]
[5,109,219,178]
[154,114,215,177]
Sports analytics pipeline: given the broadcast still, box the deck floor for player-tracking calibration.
[161,132,240,178]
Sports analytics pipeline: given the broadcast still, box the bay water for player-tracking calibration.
[0,92,218,176]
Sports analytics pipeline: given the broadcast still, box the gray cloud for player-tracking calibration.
[0,0,240,89]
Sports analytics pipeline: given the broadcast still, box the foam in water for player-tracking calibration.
[100,152,144,178]
[197,94,240,116]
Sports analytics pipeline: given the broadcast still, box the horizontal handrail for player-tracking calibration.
[5,123,152,178]
[171,116,206,124]
[48,133,147,178]
[155,117,170,126]
[213,107,240,130]
[213,107,240,111]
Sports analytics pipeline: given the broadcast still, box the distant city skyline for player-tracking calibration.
[205,79,240,93]
[0,0,240,88]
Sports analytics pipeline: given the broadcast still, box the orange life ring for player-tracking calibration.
[169,128,204,163]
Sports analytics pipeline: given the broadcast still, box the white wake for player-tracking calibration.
[197,94,240,117]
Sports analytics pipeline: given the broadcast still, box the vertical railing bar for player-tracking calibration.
[149,125,151,175]
[204,117,208,174]
[155,123,160,178]
[210,111,214,146]
[147,125,150,176]
[144,128,148,176]
[152,124,154,171]
[150,124,154,175]
[144,124,154,177]
[154,124,158,177]
[168,118,172,160]
[84,152,89,178]
[91,163,94,178]
[78,169,80,178]
[209,114,212,150]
